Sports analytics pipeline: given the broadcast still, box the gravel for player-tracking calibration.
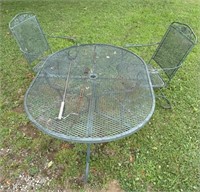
[0,172,51,192]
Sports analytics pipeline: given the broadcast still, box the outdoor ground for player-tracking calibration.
[0,0,200,191]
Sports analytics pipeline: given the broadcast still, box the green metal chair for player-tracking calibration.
[9,12,76,72]
[125,22,197,108]
[126,22,197,88]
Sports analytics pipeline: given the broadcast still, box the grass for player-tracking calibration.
[0,0,200,191]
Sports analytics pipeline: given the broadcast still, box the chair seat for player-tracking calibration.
[147,65,165,88]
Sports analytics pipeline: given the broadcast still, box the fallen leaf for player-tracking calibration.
[129,155,134,163]
[48,161,53,168]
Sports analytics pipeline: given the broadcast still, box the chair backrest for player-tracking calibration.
[149,22,197,81]
[9,12,51,64]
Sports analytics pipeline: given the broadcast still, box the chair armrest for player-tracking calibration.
[46,34,77,44]
[147,64,159,74]
[148,64,183,74]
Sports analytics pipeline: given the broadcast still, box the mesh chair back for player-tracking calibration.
[150,22,197,80]
[9,12,50,64]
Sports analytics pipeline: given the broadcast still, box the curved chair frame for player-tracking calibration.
[125,22,197,108]
[148,22,197,88]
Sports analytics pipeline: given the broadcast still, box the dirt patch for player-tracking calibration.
[60,143,75,150]
[18,123,39,139]
[26,72,35,81]
[13,105,24,113]
[102,180,123,192]
[83,180,124,192]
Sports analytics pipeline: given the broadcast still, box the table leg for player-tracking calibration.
[85,143,91,183]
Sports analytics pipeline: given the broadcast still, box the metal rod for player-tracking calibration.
[58,60,73,120]
[85,143,91,183]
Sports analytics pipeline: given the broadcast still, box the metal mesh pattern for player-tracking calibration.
[152,22,197,79]
[9,13,49,63]
[25,44,155,143]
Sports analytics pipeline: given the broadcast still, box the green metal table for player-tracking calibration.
[24,44,155,182]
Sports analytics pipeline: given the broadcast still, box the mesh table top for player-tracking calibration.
[24,44,155,143]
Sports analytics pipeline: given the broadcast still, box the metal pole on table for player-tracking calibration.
[58,48,78,120]
[85,143,91,183]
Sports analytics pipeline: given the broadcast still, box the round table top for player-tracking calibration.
[24,44,155,143]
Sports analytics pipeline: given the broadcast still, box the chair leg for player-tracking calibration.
[156,89,172,109]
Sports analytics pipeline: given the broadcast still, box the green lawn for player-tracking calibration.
[0,0,200,191]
